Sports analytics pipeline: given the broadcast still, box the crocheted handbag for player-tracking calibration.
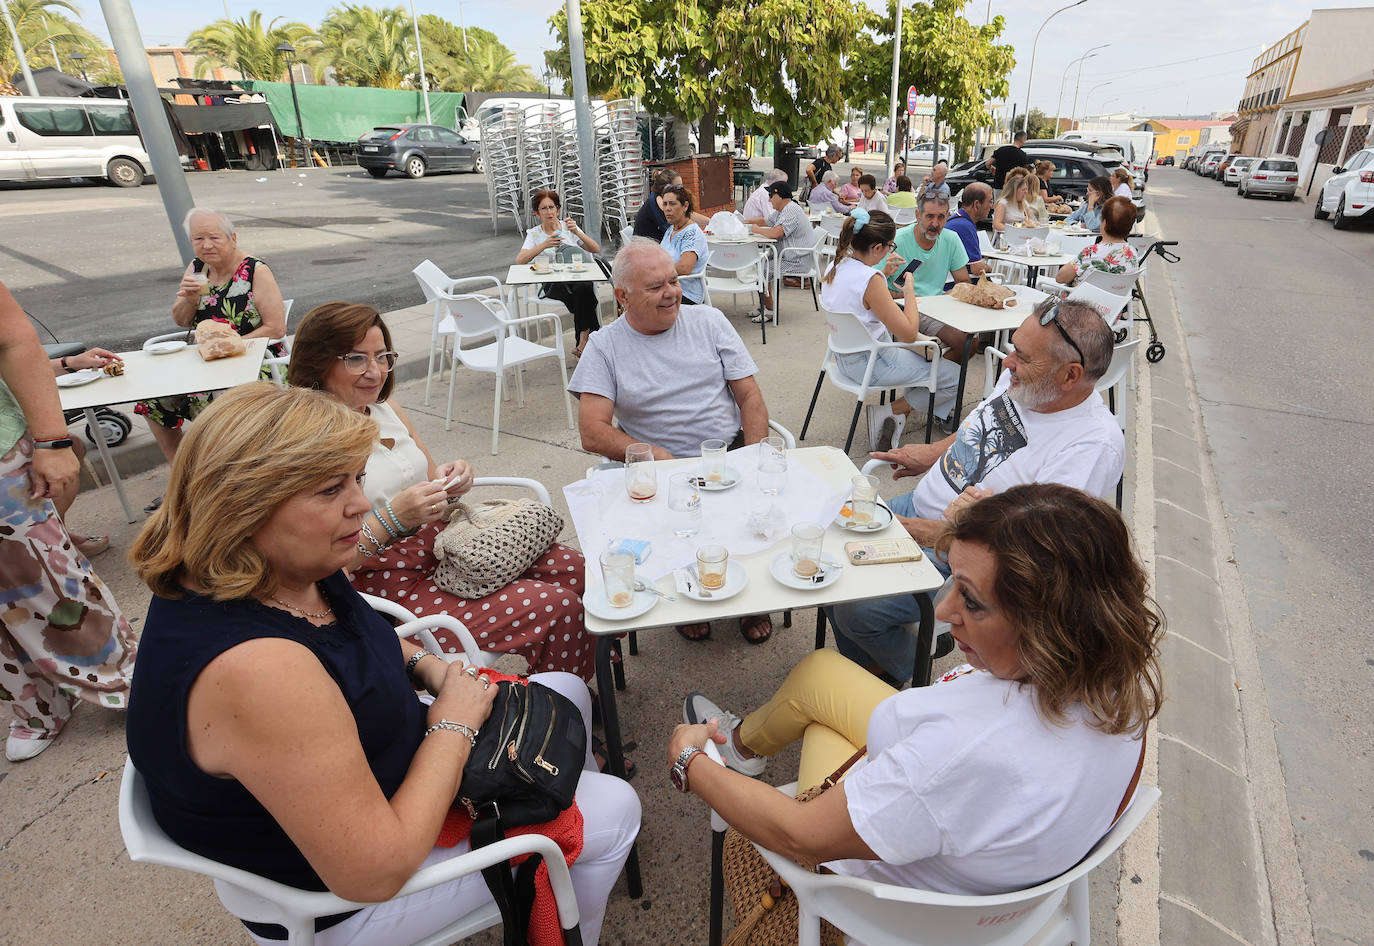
[431,499,563,600]
[719,748,865,946]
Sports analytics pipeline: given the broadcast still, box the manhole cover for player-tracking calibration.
[311,256,366,265]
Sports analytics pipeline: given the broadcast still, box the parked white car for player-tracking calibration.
[903,140,953,165]
[1223,156,1256,186]
[1313,146,1374,230]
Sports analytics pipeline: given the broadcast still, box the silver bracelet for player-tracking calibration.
[405,651,433,677]
[360,519,385,554]
[425,718,479,748]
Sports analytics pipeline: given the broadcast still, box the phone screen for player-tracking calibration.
[898,257,924,278]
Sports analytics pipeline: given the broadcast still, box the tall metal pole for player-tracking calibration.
[1055,45,1106,136]
[1021,0,1088,134]
[885,1,903,180]
[457,1,469,56]
[1,0,38,96]
[97,0,195,264]
[408,0,431,123]
[1074,80,1112,129]
[565,0,600,238]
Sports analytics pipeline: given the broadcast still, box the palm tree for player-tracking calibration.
[186,11,315,81]
[463,44,540,93]
[1,0,108,82]
[314,5,415,89]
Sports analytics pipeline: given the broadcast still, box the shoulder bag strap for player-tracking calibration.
[1112,725,1148,826]
[813,746,868,793]
[473,815,526,946]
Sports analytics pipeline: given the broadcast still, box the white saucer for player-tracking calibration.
[145,340,188,355]
[584,586,657,621]
[682,560,748,601]
[55,368,103,388]
[769,551,842,590]
[691,465,742,491]
[834,500,894,532]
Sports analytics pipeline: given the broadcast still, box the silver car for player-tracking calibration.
[1237,157,1299,200]
[1224,157,1256,187]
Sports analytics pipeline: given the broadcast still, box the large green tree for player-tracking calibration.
[417,16,540,93]
[1,0,110,84]
[548,0,866,146]
[314,4,415,89]
[845,0,1014,160]
[185,11,315,80]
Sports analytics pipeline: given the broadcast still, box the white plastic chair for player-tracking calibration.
[1000,225,1048,251]
[703,241,766,318]
[418,274,576,453]
[1076,267,1140,298]
[118,758,582,946]
[1066,282,1134,331]
[781,228,827,315]
[799,308,942,452]
[412,261,500,405]
[890,206,916,226]
[1094,339,1142,426]
[619,224,634,249]
[1051,233,1096,259]
[754,784,1161,946]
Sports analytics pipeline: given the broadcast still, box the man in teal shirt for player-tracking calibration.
[876,193,971,354]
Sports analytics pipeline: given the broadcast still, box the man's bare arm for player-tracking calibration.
[727,375,770,445]
[576,393,674,461]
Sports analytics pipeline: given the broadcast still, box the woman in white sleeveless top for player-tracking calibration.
[819,209,959,435]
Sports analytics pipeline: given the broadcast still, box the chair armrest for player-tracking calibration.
[394,614,491,668]
[471,475,552,505]
[860,457,886,476]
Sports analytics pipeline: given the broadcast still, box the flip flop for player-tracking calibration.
[739,613,773,645]
[592,734,636,780]
[676,622,711,642]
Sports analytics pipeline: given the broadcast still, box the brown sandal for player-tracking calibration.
[739,613,773,645]
[676,622,711,642]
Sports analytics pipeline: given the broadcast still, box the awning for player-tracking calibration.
[170,103,277,135]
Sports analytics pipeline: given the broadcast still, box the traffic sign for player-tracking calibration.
[907,86,918,115]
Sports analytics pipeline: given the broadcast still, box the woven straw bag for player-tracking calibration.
[431,499,563,600]
[720,749,865,946]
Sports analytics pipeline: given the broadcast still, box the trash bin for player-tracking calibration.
[774,144,804,190]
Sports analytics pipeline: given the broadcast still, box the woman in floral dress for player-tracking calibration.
[136,208,286,467]
[1055,196,1141,287]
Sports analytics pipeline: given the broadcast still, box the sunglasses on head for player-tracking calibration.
[1038,304,1083,365]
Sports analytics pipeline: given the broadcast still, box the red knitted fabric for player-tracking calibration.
[434,669,585,946]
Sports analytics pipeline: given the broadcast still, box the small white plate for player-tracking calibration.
[681,560,748,602]
[834,500,894,532]
[145,339,188,355]
[691,465,742,491]
[769,551,842,590]
[55,368,103,388]
[584,586,657,621]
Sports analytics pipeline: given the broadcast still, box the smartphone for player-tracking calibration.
[897,257,924,278]
[844,538,924,565]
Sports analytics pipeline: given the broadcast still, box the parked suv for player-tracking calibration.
[1313,147,1374,229]
[1237,156,1299,200]
[946,144,1118,201]
[356,124,483,179]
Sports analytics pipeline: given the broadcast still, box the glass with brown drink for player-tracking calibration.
[624,442,657,502]
[696,545,729,590]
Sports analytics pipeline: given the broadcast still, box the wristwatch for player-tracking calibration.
[32,437,74,450]
[669,745,705,793]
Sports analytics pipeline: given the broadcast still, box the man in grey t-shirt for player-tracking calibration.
[568,240,777,643]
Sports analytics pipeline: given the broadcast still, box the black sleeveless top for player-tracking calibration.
[125,571,426,893]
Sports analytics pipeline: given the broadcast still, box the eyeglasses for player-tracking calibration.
[337,351,398,374]
[1038,305,1083,365]
[881,241,898,251]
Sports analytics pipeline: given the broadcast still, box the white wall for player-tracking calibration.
[1292,8,1374,97]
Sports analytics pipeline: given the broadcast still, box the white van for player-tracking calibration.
[0,95,153,187]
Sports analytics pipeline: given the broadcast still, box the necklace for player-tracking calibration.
[268,594,334,620]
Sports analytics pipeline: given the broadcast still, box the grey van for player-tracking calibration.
[0,96,153,187]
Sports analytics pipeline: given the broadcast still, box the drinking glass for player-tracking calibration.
[850,474,879,525]
[599,549,637,608]
[625,442,657,502]
[790,522,824,579]
[696,545,729,590]
[190,271,210,296]
[699,439,728,485]
[667,472,702,538]
[757,435,787,495]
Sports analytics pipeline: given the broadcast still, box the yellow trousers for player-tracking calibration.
[738,649,896,791]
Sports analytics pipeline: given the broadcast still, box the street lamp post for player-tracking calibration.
[1021,0,1089,134]
[407,0,431,124]
[1075,80,1113,128]
[70,51,89,83]
[276,42,311,167]
[0,0,38,96]
[1054,44,1107,137]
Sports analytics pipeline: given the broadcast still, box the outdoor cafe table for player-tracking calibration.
[563,445,947,896]
[911,285,1049,420]
[981,248,1075,289]
[504,262,608,320]
[57,338,269,522]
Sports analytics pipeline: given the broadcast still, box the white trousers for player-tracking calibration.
[250,672,641,946]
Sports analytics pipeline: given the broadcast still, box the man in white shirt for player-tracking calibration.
[830,298,1123,681]
[568,241,778,644]
[741,168,788,222]
[744,181,817,320]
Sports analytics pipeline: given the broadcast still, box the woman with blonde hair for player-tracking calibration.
[1111,166,1134,198]
[992,168,1031,231]
[674,483,1163,899]
[1034,160,1067,207]
[126,383,640,945]
[818,209,959,444]
[1024,172,1048,224]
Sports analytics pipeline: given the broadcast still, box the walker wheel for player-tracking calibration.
[1146,342,1166,364]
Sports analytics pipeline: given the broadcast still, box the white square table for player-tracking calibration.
[982,248,1075,289]
[58,338,269,521]
[571,445,946,804]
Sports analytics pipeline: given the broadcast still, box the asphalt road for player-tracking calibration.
[1,166,526,351]
[1151,167,1374,945]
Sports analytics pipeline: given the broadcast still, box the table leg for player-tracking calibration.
[950,334,976,426]
[709,827,726,946]
[594,636,642,899]
[84,408,136,522]
[911,592,935,688]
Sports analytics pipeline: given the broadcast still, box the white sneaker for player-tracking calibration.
[683,692,766,776]
[6,731,55,762]
[867,403,894,451]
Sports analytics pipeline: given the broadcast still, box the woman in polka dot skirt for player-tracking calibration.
[288,302,593,681]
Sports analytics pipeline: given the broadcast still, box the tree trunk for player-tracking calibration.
[700,93,719,154]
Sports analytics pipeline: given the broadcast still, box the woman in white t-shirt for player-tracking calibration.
[515,189,603,357]
[818,208,958,432]
[992,169,1031,231]
[672,484,1162,900]
[659,185,710,305]
[1111,167,1134,198]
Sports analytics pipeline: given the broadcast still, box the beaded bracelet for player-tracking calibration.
[384,499,410,536]
[374,506,400,540]
[425,718,479,748]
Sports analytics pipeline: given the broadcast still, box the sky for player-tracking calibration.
[74,0,1374,119]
